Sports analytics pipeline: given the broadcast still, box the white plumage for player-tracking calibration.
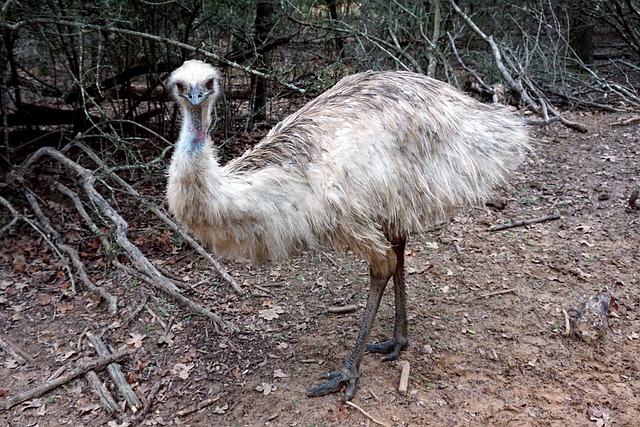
[167,60,529,400]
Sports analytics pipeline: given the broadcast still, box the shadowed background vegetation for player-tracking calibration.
[1,0,638,168]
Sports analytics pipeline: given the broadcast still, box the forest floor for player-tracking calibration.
[1,111,639,427]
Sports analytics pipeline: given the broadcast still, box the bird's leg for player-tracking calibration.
[307,249,396,400]
[367,238,408,361]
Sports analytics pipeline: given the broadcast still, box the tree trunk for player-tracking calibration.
[326,0,344,58]
[251,0,274,122]
[569,1,595,64]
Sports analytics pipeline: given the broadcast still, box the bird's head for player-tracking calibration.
[169,60,221,109]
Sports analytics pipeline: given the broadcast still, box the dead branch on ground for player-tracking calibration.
[479,288,516,298]
[487,213,561,232]
[176,393,223,417]
[24,190,118,312]
[68,140,243,296]
[327,304,358,314]
[629,189,639,209]
[0,336,28,365]
[132,381,162,425]
[345,401,391,427]
[6,145,237,331]
[86,332,141,413]
[85,370,121,413]
[0,348,129,411]
[398,361,410,395]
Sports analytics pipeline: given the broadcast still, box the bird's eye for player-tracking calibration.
[176,82,185,93]
[205,79,214,91]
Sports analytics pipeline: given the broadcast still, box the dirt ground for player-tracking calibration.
[1,111,639,427]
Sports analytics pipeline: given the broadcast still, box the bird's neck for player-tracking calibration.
[176,104,214,155]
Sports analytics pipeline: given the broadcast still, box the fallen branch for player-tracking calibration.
[85,370,121,413]
[479,288,516,298]
[133,381,162,425]
[611,116,640,126]
[562,308,571,337]
[25,189,118,312]
[86,332,142,413]
[487,213,561,232]
[70,140,244,296]
[0,195,74,291]
[0,348,129,411]
[345,401,390,427]
[176,394,223,417]
[0,336,28,365]
[10,146,236,331]
[398,361,410,395]
[629,189,639,209]
[327,304,358,314]
[122,296,149,329]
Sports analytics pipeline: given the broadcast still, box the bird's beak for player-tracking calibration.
[183,84,209,107]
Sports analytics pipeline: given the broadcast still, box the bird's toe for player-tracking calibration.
[367,338,408,361]
[307,369,358,399]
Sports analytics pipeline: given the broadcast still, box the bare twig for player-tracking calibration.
[176,394,223,417]
[0,0,15,20]
[122,296,149,329]
[629,189,639,209]
[487,213,561,232]
[0,348,129,411]
[562,308,571,337]
[133,381,162,425]
[447,32,493,94]
[345,401,390,427]
[0,19,304,94]
[479,288,516,299]
[0,195,75,291]
[327,304,358,314]
[0,336,28,364]
[0,214,18,237]
[30,185,118,313]
[611,116,640,126]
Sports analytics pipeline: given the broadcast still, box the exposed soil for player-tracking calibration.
[1,111,639,427]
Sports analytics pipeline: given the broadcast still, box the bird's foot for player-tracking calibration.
[367,338,408,361]
[307,367,359,400]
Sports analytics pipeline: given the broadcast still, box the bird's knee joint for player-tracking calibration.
[370,249,397,280]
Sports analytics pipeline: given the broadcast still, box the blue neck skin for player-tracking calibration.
[181,110,209,155]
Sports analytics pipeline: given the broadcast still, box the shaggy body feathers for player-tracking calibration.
[167,60,529,399]
[167,64,528,263]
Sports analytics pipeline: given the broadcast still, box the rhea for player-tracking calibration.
[167,60,528,400]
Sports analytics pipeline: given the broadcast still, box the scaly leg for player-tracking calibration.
[367,238,408,361]
[307,248,396,400]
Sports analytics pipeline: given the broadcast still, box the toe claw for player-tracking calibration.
[381,346,402,361]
